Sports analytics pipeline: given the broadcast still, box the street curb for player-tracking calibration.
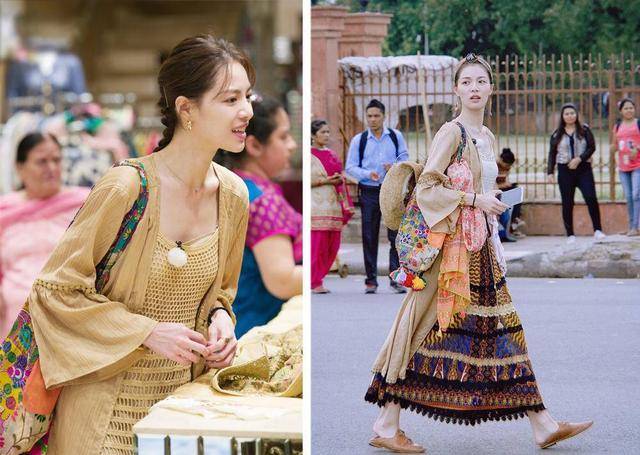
[507,239,640,278]
[334,238,640,279]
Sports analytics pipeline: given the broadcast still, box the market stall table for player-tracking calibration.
[133,297,303,455]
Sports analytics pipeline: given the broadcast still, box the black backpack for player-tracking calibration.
[358,128,399,167]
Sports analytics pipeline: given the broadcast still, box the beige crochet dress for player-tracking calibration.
[101,229,219,454]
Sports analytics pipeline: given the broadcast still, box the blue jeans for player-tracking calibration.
[619,168,640,229]
[498,207,513,240]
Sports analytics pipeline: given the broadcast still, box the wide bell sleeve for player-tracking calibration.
[29,168,158,389]
[416,123,465,234]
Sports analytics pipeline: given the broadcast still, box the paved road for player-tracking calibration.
[311,276,640,455]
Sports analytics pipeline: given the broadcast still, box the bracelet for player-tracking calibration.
[208,306,231,325]
[472,193,477,208]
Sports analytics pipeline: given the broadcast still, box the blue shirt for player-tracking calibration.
[345,127,409,186]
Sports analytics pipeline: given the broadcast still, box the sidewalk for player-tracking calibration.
[334,234,640,279]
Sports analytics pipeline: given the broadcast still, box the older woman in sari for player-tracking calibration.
[0,132,89,337]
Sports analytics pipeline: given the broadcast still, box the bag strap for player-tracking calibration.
[388,128,399,156]
[358,130,368,167]
[453,121,468,162]
[614,119,640,133]
[94,160,149,292]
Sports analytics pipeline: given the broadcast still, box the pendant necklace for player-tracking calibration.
[167,240,188,268]
[159,157,208,268]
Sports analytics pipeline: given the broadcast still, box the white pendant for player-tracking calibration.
[167,242,188,268]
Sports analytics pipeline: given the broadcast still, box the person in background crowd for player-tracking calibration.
[0,132,89,337]
[345,99,409,294]
[310,119,354,294]
[496,147,525,241]
[219,97,302,338]
[547,103,605,243]
[613,98,640,236]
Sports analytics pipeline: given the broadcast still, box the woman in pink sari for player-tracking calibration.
[311,120,354,294]
[0,132,89,336]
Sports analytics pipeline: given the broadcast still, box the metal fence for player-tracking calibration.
[339,53,640,201]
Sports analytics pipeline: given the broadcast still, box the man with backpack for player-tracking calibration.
[345,99,409,294]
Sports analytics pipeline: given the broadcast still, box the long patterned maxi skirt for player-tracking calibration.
[365,240,545,425]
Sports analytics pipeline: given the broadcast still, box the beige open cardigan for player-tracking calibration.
[28,154,249,453]
[371,121,497,384]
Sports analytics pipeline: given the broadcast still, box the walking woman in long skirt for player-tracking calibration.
[365,54,593,453]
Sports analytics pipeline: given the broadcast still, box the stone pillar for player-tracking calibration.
[338,12,392,58]
[311,5,347,154]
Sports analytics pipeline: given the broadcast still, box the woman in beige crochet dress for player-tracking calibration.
[29,35,255,454]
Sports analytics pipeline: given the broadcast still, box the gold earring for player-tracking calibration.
[186,120,192,131]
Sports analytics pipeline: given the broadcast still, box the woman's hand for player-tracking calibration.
[567,157,582,169]
[547,174,555,183]
[326,173,344,185]
[204,310,238,369]
[143,322,208,366]
[474,190,509,216]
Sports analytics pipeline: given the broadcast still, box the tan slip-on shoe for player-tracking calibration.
[369,429,425,453]
[538,421,593,449]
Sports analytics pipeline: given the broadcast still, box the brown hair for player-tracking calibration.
[618,97,636,111]
[153,34,256,152]
[453,53,494,115]
[454,53,493,85]
[311,119,328,136]
[16,132,61,164]
[554,103,586,139]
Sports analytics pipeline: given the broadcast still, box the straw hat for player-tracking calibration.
[380,161,424,230]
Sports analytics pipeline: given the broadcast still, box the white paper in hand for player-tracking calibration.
[498,187,523,207]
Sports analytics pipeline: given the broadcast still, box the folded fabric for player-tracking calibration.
[211,325,302,397]
[150,396,295,421]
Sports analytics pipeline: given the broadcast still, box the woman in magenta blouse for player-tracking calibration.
[218,97,302,338]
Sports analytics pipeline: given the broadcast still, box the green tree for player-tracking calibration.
[328,0,640,57]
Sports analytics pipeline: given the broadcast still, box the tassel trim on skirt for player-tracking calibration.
[365,240,546,425]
